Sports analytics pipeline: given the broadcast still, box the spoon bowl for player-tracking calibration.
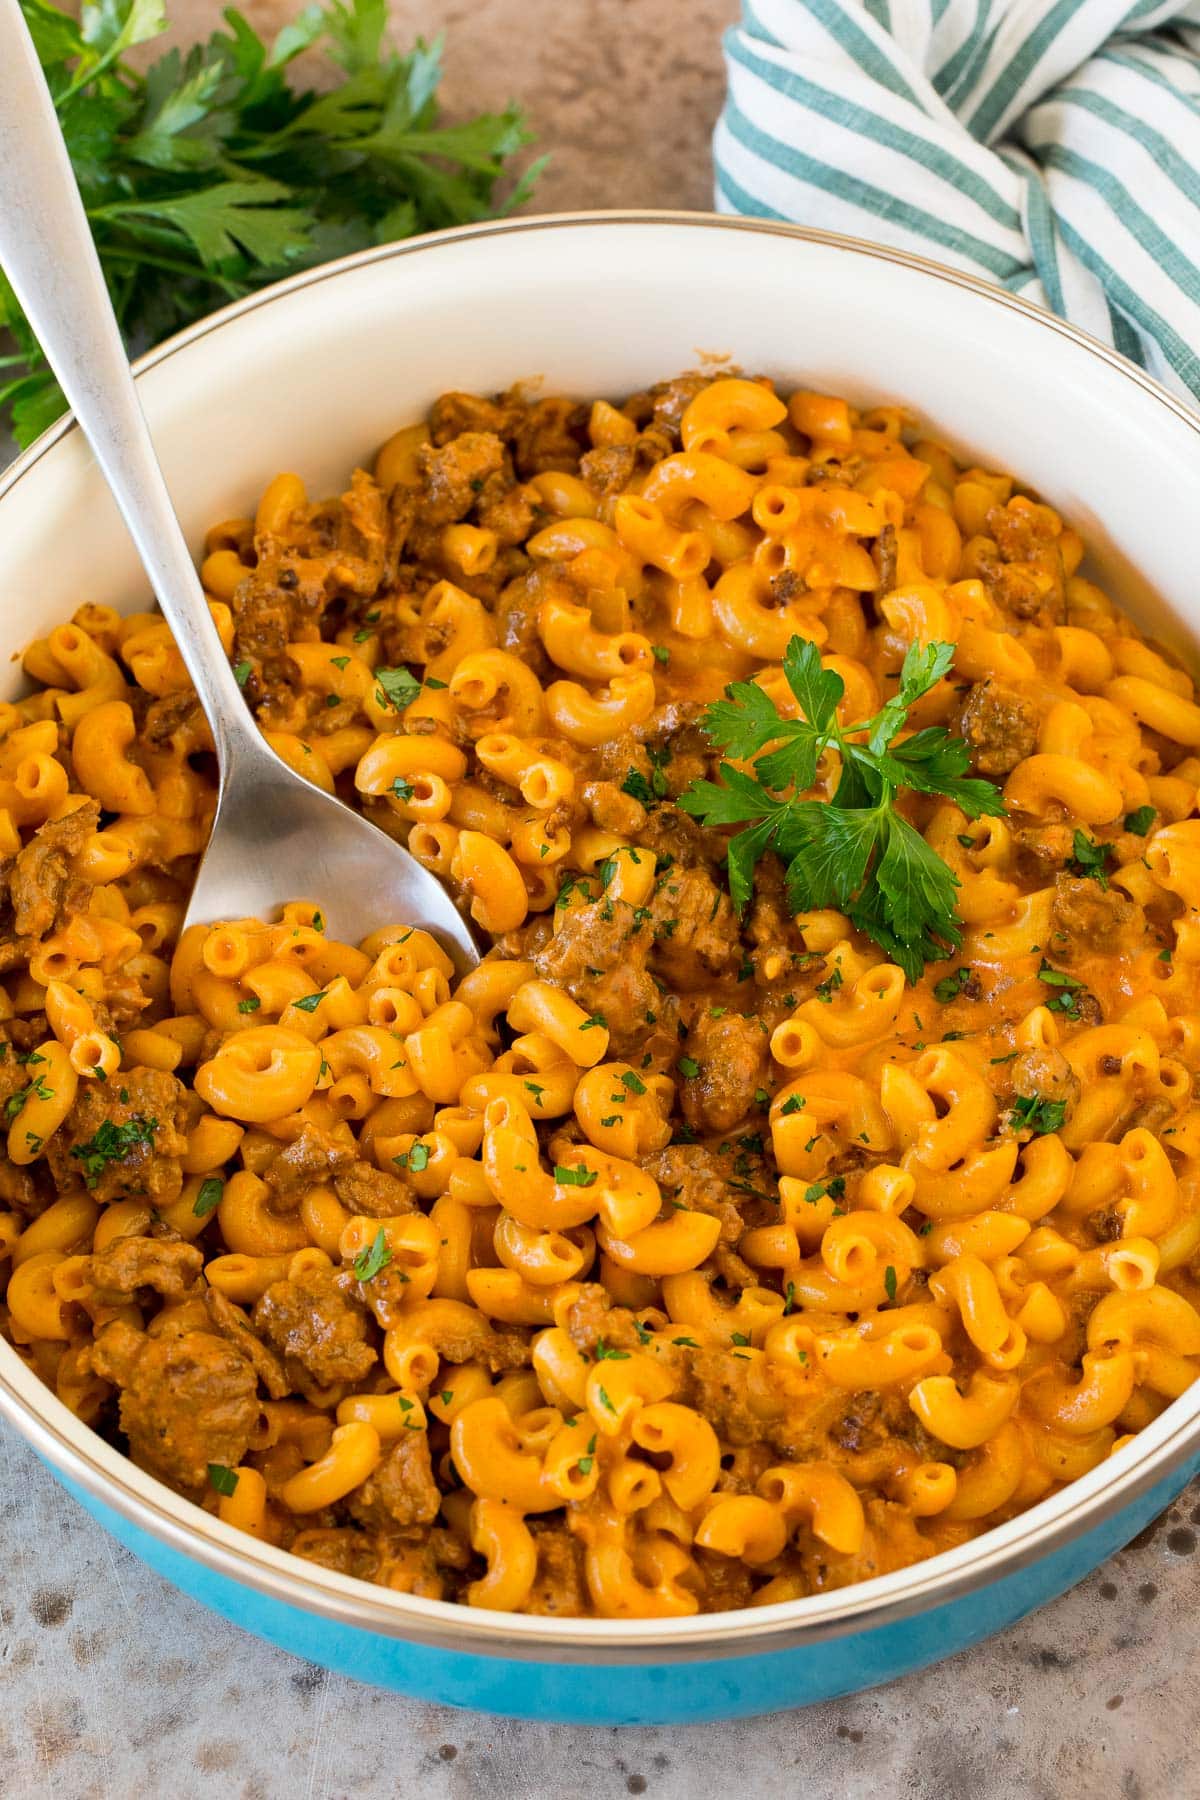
[184,746,481,967]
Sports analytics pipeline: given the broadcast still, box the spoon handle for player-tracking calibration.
[0,0,257,764]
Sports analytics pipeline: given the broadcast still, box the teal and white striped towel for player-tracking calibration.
[714,0,1200,403]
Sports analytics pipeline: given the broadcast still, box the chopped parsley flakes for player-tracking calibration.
[207,1464,239,1497]
[353,1227,392,1282]
[193,1177,224,1219]
[374,666,422,711]
[554,1164,598,1188]
[1009,1094,1067,1136]
[70,1115,158,1188]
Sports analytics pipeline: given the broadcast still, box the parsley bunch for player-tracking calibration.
[3,0,541,446]
[678,638,1005,981]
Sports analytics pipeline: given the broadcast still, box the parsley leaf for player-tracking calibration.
[1124,805,1156,836]
[5,0,540,447]
[678,638,1004,981]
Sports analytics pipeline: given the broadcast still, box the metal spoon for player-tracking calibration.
[0,3,479,969]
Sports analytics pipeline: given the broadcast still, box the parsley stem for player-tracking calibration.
[96,246,244,294]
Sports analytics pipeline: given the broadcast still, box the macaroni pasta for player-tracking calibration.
[2,371,1199,1619]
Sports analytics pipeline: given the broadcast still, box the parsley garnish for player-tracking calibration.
[232,661,251,687]
[594,1339,630,1361]
[780,1094,805,1116]
[678,1056,700,1080]
[375,666,421,712]
[554,1164,598,1188]
[1124,805,1156,835]
[1037,961,1087,1017]
[236,995,260,1013]
[407,1142,431,1172]
[193,1177,224,1219]
[802,1176,846,1205]
[1010,1094,1068,1136]
[353,1227,392,1282]
[70,1115,158,1187]
[652,644,670,665]
[3,2,539,448]
[5,1076,53,1121]
[290,990,324,1013]
[677,638,1004,981]
[1070,831,1113,889]
[933,966,973,1004]
[620,1071,647,1096]
[884,1265,898,1303]
[207,1464,239,1498]
[576,1433,598,1475]
[815,967,843,1004]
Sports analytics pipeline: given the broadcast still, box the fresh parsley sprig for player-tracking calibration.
[677,637,1004,982]
[4,0,541,447]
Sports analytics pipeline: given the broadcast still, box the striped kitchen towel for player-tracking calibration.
[714,0,1200,404]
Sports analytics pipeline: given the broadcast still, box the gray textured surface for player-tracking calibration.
[3,1419,1199,1799]
[4,2,1199,1792]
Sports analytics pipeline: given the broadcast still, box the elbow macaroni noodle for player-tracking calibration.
[4,371,1200,1617]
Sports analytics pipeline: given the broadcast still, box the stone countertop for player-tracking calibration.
[2,2,1198,1793]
